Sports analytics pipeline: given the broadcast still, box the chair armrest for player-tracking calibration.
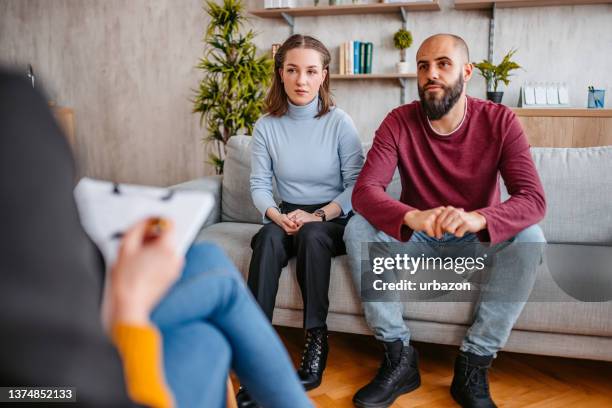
[170,175,222,228]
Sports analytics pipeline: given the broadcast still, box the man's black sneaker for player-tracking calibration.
[450,351,497,408]
[353,340,421,408]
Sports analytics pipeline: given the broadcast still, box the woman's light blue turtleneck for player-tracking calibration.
[250,96,364,222]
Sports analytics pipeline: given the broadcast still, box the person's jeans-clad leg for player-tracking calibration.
[345,214,545,356]
[161,322,231,408]
[344,213,436,345]
[294,221,346,330]
[151,242,312,408]
[461,224,546,356]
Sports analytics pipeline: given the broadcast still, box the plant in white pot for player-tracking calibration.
[393,28,413,74]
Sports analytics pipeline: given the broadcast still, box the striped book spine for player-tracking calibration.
[348,41,354,75]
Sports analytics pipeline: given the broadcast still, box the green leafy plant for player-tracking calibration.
[193,0,273,174]
[473,49,521,92]
[393,28,413,62]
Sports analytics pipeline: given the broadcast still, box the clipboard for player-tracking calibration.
[74,177,214,268]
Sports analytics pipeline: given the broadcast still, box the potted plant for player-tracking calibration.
[473,49,521,104]
[393,28,413,74]
[193,0,273,174]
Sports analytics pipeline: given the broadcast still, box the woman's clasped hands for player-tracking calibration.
[267,208,323,235]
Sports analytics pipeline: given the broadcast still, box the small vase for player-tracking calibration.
[396,61,410,74]
[487,91,504,103]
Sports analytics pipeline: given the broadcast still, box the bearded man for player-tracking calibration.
[344,34,547,408]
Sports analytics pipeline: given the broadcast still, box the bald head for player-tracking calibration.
[417,34,470,64]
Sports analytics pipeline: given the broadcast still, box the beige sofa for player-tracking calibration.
[175,136,612,362]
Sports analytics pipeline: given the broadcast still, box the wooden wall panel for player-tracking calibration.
[515,113,612,148]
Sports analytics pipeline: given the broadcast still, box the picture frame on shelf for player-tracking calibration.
[264,0,295,9]
[518,82,571,108]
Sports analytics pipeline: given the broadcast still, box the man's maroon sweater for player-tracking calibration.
[352,96,546,244]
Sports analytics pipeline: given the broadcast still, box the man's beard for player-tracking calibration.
[418,74,464,120]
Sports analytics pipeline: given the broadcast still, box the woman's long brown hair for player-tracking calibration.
[265,34,334,118]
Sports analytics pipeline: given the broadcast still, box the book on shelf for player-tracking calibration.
[353,41,361,74]
[364,42,373,74]
[359,42,366,74]
[338,43,346,75]
[337,41,374,75]
[348,41,353,74]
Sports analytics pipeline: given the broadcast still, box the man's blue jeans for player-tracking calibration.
[343,214,546,357]
[151,242,312,408]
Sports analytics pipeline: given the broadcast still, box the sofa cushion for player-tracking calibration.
[196,222,612,337]
[221,136,266,224]
[502,147,612,244]
[171,175,222,227]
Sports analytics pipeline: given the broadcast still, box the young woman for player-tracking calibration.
[245,34,364,398]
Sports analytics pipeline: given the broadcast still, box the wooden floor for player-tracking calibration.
[235,326,612,407]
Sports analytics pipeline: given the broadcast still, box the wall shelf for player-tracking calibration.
[511,108,612,117]
[331,72,416,87]
[331,73,417,102]
[512,108,612,147]
[250,2,440,19]
[331,73,416,80]
[455,0,611,10]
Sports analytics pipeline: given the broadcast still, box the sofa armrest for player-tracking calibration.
[170,175,222,228]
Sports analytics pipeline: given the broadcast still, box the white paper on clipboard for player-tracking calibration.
[74,177,214,267]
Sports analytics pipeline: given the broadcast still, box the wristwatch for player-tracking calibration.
[313,209,326,222]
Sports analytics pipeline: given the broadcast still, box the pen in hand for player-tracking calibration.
[143,217,170,243]
[112,217,170,242]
